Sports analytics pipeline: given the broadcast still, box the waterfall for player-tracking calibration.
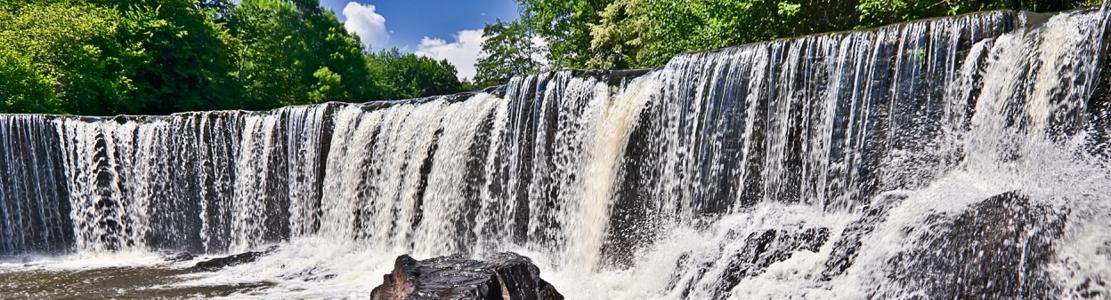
[1,7,1110,299]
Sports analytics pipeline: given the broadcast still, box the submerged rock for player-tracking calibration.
[669,226,831,299]
[161,250,195,262]
[821,193,907,280]
[370,252,563,300]
[881,191,1067,298]
[189,245,279,272]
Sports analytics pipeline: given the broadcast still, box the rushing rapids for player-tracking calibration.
[1,7,1111,299]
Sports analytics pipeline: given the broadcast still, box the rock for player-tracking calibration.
[1073,277,1110,298]
[281,266,337,282]
[369,252,563,300]
[821,193,907,280]
[669,226,831,299]
[189,245,279,272]
[881,191,1067,298]
[161,251,195,262]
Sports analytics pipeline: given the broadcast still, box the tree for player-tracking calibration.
[474,20,546,88]
[525,0,1102,70]
[854,0,1099,28]
[516,0,612,69]
[198,0,236,21]
[0,2,138,115]
[367,49,463,99]
[290,0,324,16]
[0,50,59,113]
[587,0,653,69]
[117,0,243,114]
[521,0,818,69]
[588,0,809,69]
[308,66,343,103]
[230,0,377,109]
[0,0,244,115]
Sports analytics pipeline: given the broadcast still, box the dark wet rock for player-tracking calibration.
[669,226,830,299]
[189,245,278,272]
[1071,241,1111,297]
[1073,277,1110,298]
[1087,22,1111,159]
[160,251,195,262]
[881,191,1067,298]
[282,266,337,282]
[369,252,563,300]
[821,193,907,280]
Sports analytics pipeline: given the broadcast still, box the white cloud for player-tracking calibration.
[342,2,389,49]
[415,29,486,81]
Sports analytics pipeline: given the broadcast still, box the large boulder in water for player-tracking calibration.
[370,252,563,300]
[189,245,279,272]
[881,191,1067,298]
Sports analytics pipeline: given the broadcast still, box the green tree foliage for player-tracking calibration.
[0,50,59,113]
[512,0,1103,71]
[0,0,465,115]
[517,0,612,68]
[308,66,343,103]
[0,0,242,115]
[230,0,377,109]
[117,0,243,114]
[589,0,845,69]
[367,49,463,99]
[198,0,236,21]
[0,2,138,115]
[855,0,1098,27]
[474,20,545,88]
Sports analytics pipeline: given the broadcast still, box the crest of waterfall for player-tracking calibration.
[1,6,1110,299]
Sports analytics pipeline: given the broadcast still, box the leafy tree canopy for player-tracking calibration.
[500,0,1103,71]
[367,49,463,100]
[474,20,546,88]
[0,0,463,115]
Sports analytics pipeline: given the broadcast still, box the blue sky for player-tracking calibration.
[322,0,518,50]
[322,0,521,79]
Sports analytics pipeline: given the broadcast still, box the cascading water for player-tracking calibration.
[1,7,1110,299]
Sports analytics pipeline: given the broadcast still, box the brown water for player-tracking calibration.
[0,266,271,299]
